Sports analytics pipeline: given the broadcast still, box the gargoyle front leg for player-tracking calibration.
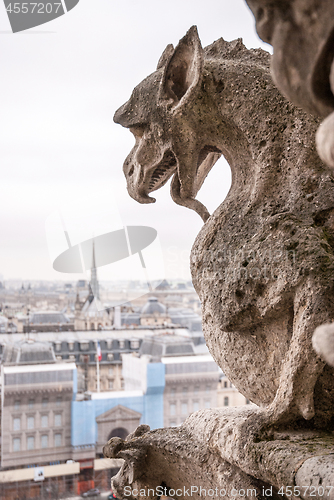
[266,278,334,427]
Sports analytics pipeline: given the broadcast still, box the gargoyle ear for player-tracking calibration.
[157,44,174,70]
[159,25,204,105]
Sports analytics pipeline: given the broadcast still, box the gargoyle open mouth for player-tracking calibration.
[148,150,177,192]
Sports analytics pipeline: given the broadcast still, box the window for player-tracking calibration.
[193,401,200,412]
[13,417,21,431]
[28,399,34,409]
[223,381,228,388]
[170,421,177,427]
[27,436,35,450]
[246,399,250,405]
[108,367,113,376]
[27,416,35,429]
[54,414,62,426]
[181,403,188,415]
[194,386,199,394]
[119,340,125,349]
[131,340,139,349]
[41,415,48,428]
[205,385,211,393]
[14,400,20,410]
[56,397,62,406]
[42,398,48,408]
[182,387,187,395]
[80,341,89,351]
[13,437,21,452]
[170,403,176,416]
[54,433,62,447]
[41,434,48,449]
[204,400,211,409]
[224,397,229,407]
[170,388,176,396]
[108,380,114,390]
[55,342,61,352]
[68,341,74,351]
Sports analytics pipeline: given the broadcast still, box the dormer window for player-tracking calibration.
[80,341,89,351]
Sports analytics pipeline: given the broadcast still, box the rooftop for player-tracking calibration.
[2,339,57,365]
[139,334,195,359]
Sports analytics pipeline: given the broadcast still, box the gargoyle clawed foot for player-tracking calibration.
[103,424,151,491]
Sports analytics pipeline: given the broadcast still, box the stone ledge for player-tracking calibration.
[104,408,334,500]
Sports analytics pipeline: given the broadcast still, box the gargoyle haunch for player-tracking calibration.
[114,27,334,427]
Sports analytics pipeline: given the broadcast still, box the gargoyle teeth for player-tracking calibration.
[148,150,177,190]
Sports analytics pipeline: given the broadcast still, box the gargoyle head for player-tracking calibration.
[245,0,334,118]
[114,26,222,222]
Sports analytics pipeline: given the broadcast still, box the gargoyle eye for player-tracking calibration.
[129,124,146,139]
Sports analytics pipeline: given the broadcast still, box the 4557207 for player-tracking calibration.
[5,3,62,14]
[278,486,333,497]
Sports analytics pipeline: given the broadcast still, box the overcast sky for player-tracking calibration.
[0,0,270,284]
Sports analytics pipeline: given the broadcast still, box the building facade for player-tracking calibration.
[163,354,220,427]
[122,334,221,428]
[1,340,77,469]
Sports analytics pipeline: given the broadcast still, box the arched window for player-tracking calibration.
[108,427,129,441]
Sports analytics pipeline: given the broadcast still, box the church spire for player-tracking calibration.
[90,240,100,300]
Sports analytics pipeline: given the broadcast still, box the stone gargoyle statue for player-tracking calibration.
[108,27,334,495]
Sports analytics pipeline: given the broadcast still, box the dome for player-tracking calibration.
[141,297,166,315]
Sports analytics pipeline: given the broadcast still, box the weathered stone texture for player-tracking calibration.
[104,409,334,500]
[245,0,334,168]
[116,24,334,427]
[112,24,334,497]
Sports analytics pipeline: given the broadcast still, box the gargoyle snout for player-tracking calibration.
[113,103,127,127]
[114,97,139,128]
